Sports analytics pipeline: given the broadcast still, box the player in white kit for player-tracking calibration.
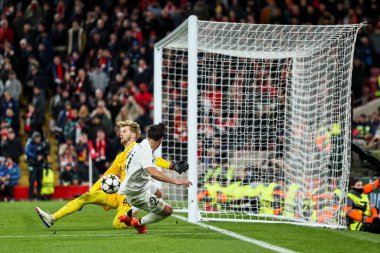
[118,123,192,233]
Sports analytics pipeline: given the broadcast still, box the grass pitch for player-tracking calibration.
[0,201,379,253]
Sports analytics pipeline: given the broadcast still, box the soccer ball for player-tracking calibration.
[101,174,120,194]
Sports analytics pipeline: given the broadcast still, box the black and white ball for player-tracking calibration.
[101,174,120,194]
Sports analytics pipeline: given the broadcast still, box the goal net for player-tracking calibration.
[154,16,363,229]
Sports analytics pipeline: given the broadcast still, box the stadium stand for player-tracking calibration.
[0,0,379,200]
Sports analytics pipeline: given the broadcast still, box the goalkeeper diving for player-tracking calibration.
[35,120,189,229]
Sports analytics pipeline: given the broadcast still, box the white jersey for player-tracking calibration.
[118,139,155,197]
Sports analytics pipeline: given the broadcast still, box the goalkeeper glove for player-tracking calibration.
[171,161,189,174]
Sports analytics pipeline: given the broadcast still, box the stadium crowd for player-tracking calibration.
[0,0,379,203]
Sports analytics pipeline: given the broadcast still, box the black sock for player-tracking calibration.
[127,209,133,218]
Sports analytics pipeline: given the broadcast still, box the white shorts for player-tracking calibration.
[127,191,166,214]
[149,181,158,195]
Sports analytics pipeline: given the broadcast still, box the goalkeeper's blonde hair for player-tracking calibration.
[117,120,141,139]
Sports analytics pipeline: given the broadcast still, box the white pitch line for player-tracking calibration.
[0,232,198,239]
[0,234,127,239]
[173,215,298,253]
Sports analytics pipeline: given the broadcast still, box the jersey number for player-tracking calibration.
[150,197,159,206]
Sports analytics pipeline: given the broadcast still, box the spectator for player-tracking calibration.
[48,55,66,90]
[24,103,37,136]
[0,160,10,198]
[55,0,65,19]
[88,64,109,93]
[370,25,380,67]
[133,59,151,87]
[83,11,97,35]
[345,178,380,233]
[89,18,109,47]
[58,139,77,171]
[2,129,22,164]
[90,100,111,120]
[0,19,14,49]
[25,62,48,102]
[134,82,153,113]
[107,94,122,123]
[25,131,49,200]
[107,32,120,57]
[22,22,36,47]
[68,51,84,77]
[92,129,110,175]
[3,156,20,201]
[193,0,210,21]
[356,36,373,68]
[67,20,87,55]
[60,163,80,186]
[352,59,367,104]
[68,1,86,25]
[17,39,31,81]
[75,132,92,183]
[158,8,174,37]
[260,0,281,24]
[89,100,113,136]
[73,69,91,98]
[51,85,67,113]
[4,71,22,104]
[96,48,113,76]
[55,100,73,142]
[107,74,125,98]
[91,88,105,108]
[24,0,43,29]
[0,127,9,156]
[32,86,46,135]
[0,58,13,84]
[115,95,144,123]
[41,2,54,32]
[52,21,67,58]
[1,90,19,118]
[12,10,25,43]
[36,24,54,72]
[3,108,19,135]
[3,42,18,76]
[78,104,90,123]
[63,107,80,142]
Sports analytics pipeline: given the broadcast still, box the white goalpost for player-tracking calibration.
[154,15,364,229]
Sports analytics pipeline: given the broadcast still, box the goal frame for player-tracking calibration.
[154,15,364,228]
[154,15,199,223]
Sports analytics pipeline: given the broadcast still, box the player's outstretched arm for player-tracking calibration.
[147,167,192,186]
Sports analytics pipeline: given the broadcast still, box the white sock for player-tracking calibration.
[139,213,166,225]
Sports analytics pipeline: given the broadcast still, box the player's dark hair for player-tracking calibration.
[147,123,166,141]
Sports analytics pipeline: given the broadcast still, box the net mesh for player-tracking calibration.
[157,19,362,228]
